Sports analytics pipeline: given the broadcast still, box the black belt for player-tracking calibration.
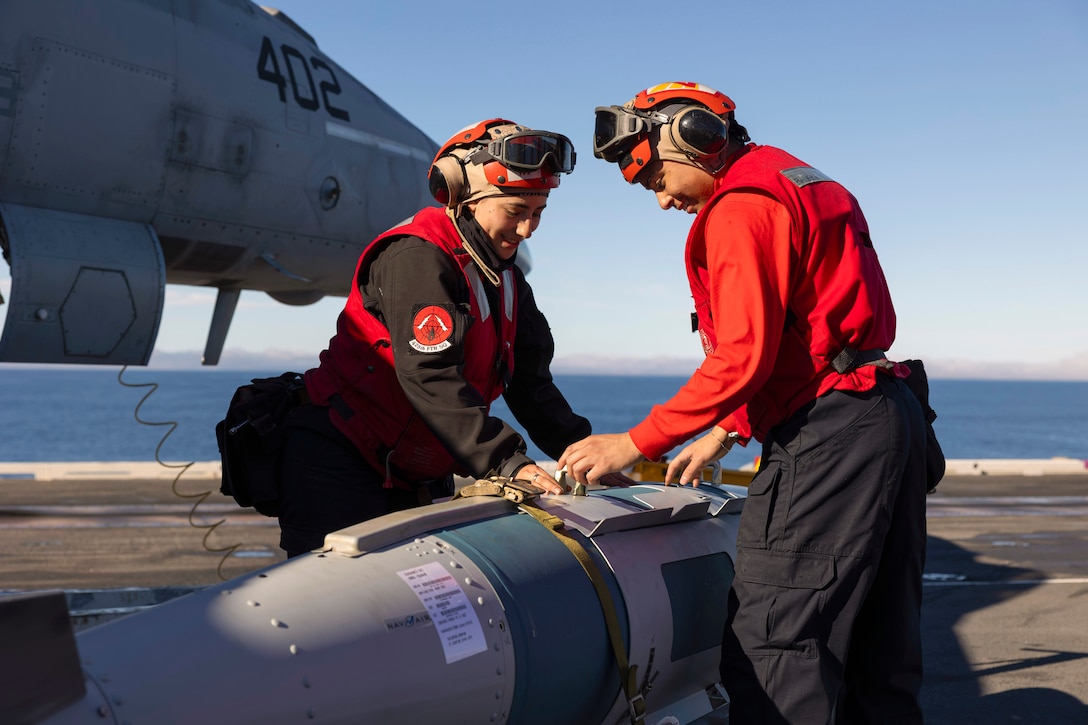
[830,347,887,374]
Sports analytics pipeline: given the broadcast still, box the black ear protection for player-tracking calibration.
[667,105,730,162]
[428,154,468,206]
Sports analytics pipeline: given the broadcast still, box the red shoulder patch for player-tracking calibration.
[411,305,454,352]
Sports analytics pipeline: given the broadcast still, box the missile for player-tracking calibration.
[6,483,746,724]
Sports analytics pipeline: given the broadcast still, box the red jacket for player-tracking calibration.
[630,145,902,460]
[305,207,517,484]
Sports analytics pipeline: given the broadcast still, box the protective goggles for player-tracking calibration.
[593,106,664,162]
[596,102,729,160]
[485,131,576,174]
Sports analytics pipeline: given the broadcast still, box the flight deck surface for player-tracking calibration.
[2,470,1086,723]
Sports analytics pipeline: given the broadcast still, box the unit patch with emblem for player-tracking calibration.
[410,304,455,353]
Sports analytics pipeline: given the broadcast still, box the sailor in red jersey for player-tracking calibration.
[278,120,594,558]
[559,83,928,723]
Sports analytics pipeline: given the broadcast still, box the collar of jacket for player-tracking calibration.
[455,210,517,279]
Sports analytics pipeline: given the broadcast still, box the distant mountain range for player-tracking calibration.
[136,349,1088,382]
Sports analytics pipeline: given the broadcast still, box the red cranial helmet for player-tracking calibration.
[429,119,576,207]
[593,82,737,183]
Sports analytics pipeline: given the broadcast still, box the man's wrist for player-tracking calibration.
[709,429,739,450]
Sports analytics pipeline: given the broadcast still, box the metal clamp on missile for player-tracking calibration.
[556,465,586,496]
[453,475,542,503]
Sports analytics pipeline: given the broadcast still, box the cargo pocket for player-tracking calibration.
[736,548,836,590]
[736,461,782,548]
[733,548,837,659]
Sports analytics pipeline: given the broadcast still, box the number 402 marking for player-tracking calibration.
[257,36,350,122]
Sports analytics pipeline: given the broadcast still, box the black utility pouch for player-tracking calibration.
[900,359,946,492]
[215,372,305,516]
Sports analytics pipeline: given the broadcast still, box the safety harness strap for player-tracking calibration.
[830,346,888,374]
[517,502,646,725]
[451,477,646,723]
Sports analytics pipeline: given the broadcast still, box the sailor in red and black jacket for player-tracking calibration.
[562,83,929,724]
[278,119,588,558]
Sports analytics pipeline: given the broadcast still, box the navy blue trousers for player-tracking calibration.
[721,375,927,724]
[277,403,450,558]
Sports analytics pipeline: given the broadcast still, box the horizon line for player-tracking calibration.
[5,349,1088,382]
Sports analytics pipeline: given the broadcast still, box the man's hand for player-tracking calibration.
[665,427,736,486]
[558,433,645,486]
[514,463,568,495]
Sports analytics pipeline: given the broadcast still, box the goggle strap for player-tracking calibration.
[463,146,491,166]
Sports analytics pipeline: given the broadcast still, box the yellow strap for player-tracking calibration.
[519,503,646,725]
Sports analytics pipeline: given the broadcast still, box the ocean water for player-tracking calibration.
[1,368,1086,466]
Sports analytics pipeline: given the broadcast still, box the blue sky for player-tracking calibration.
[3,0,1086,378]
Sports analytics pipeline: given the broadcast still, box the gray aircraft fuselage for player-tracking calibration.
[0,0,439,365]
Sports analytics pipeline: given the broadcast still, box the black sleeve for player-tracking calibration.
[365,237,535,479]
[502,266,592,460]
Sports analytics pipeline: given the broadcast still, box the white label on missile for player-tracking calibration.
[397,561,487,664]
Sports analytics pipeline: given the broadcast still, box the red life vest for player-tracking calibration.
[304,206,518,485]
[686,145,896,437]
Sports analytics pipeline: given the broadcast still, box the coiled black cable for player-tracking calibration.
[117,366,241,580]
